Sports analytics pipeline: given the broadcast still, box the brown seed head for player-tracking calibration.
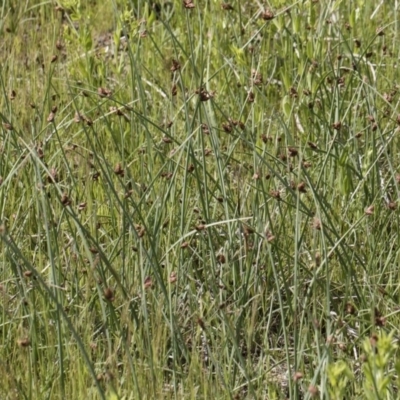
[326,335,335,345]
[24,270,33,278]
[270,190,281,200]
[201,124,210,134]
[162,136,173,144]
[243,225,255,236]
[104,287,115,301]
[197,317,205,329]
[370,333,379,347]
[114,163,124,176]
[138,227,146,238]
[375,311,386,326]
[288,147,298,157]
[74,112,82,123]
[3,122,13,131]
[187,164,195,173]
[261,9,274,20]
[332,121,342,130]
[308,385,319,397]
[247,91,255,103]
[61,193,71,206]
[338,343,347,351]
[183,0,195,8]
[56,39,63,50]
[222,122,233,133]
[169,272,177,283]
[48,168,58,183]
[265,230,275,242]
[84,116,93,126]
[104,370,114,381]
[313,217,321,230]
[365,205,374,215]
[17,338,31,347]
[217,254,226,264]
[289,86,298,98]
[346,302,356,315]
[171,84,177,96]
[89,247,99,254]
[171,59,181,72]
[124,189,133,199]
[221,3,234,10]
[98,87,112,98]
[197,87,214,101]
[252,70,263,86]
[297,182,307,193]
[144,276,153,289]
[47,112,55,123]
[161,171,173,179]
[293,371,303,382]
[383,93,393,103]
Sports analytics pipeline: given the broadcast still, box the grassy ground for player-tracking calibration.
[1,0,400,398]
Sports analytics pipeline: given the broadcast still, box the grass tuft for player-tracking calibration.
[1,1,400,398]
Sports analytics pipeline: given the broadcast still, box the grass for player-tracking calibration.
[1,0,400,398]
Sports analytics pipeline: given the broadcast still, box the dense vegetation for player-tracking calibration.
[1,1,400,398]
